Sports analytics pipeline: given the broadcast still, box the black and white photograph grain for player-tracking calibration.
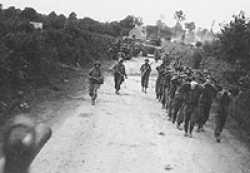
[0,0,249,173]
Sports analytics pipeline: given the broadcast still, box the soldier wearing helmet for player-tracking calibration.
[88,60,104,105]
[112,57,127,94]
[140,58,152,93]
[184,80,203,138]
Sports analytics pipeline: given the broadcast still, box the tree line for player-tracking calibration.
[0,4,142,88]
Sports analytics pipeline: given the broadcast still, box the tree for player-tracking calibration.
[20,7,38,21]
[185,22,196,33]
[3,6,17,18]
[64,12,79,33]
[120,15,143,30]
[47,12,66,29]
[48,11,57,18]
[218,11,250,71]
[69,12,77,20]
[174,10,186,24]
[156,19,164,38]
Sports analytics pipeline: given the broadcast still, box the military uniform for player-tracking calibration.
[155,64,165,101]
[168,76,179,119]
[214,90,231,142]
[184,83,203,137]
[171,82,190,124]
[197,83,217,130]
[112,61,127,94]
[140,63,151,91]
[162,72,171,109]
[155,66,161,99]
[88,66,103,104]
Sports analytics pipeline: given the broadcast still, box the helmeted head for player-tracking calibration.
[190,81,198,90]
[171,74,179,81]
[94,61,101,68]
[195,41,202,48]
[145,58,149,64]
[118,57,124,63]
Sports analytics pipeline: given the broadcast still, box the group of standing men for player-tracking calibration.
[88,57,128,106]
[88,47,238,143]
[155,53,239,142]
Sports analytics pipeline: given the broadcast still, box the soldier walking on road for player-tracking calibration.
[88,61,104,105]
[168,75,179,120]
[172,79,190,126]
[197,78,217,132]
[112,58,127,95]
[140,58,152,93]
[155,64,165,101]
[214,88,238,142]
[184,81,203,138]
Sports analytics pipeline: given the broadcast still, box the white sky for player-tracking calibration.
[1,0,250,31]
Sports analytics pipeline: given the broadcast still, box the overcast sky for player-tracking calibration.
[1,0,250,31]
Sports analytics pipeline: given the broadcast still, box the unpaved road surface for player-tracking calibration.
[31,58,250,173]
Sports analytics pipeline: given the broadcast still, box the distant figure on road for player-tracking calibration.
[112,58,127,95]
[140,58,151,93]
[88,61,104,105]
[154,48,161,62]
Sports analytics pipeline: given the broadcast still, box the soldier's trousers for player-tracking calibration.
[198,103,212,128]
[159,84,165,101]
[114,73,124,91]
[141,74,150,89]
[163,88,170,109]
[177,104,185,126]
[171,95,184,124]
[155,78,160,99]
[89,83,100,100]
[161,87,168,108]
[184,105,199,134]
[214,112,227,138]
[168,97,174,119]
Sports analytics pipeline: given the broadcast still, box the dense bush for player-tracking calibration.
[0,5,141,89]
[201,12,250,88]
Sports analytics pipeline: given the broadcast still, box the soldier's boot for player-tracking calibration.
[197,124,205,133]
[91,98,95,105]
[196,127,201,133]
[189,133,193,138]
[177,124,183,130]
[189,123,195,138]
[200,127,205,132]
[115,90,120,95]
[216,135,221,143]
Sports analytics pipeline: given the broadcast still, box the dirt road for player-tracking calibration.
[31,58,250,173]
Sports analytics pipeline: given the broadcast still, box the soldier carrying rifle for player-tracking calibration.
[140,58,151,93]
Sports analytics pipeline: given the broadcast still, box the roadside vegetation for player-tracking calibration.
[162,11,250,132]
[0,4,142,121]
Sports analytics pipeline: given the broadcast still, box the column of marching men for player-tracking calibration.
[154,53,239,143]
[87,51,239,143]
